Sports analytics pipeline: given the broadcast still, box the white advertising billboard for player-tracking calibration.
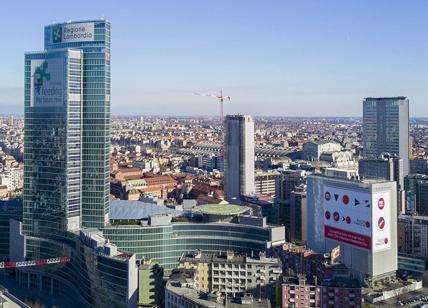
[51,22,95,44]
[323,185,391,252]
[323,185,372,250]
[30,58,65,108]
[372,191,391,252]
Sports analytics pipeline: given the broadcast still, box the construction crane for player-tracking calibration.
[194,90,231,123]
[0,256,70,269]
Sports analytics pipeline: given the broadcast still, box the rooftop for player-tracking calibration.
[197,204,249,216]
[109,200,183,220]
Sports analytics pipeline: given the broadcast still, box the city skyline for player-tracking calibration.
[1,0,428,117]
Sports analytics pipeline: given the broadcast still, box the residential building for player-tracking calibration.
[254,171,280,195]
[282,276,362,308]
[138,259,164,307]
[165,269,271,308]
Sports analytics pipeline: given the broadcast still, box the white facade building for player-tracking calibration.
[224,115,255,202]
[307,174,397,283]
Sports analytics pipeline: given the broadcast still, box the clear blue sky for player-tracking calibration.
[1,0,428,116]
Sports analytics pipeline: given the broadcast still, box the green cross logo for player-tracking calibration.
[52,25,62,43]
[34,61,50,94]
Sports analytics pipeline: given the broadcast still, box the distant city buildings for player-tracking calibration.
[224,115,255,202]
[303,140,342,161]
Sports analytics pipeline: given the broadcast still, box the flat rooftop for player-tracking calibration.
[197,204,249,216]
[110,200,183,220]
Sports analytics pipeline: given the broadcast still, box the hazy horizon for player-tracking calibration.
[1,0,428,116]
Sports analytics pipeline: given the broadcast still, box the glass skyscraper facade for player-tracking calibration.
[44,20,111,229]
[23,49,83,241]
[363,97,410,175]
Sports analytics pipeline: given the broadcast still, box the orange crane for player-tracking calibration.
[194,90,231,123]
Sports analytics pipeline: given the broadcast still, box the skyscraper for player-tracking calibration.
[20,21,139,307]
[363,97,409,175]
[224,115,255,202]
[24,20,110,248]
[44,21,111,229]
[23,49,83,238]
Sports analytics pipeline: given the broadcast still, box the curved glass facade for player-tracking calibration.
[102,222,271,271]
[20,233,136,308]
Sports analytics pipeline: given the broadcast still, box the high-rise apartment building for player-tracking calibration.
[224,115,255,202]
[363,97,409,175]
[44,21,111,229]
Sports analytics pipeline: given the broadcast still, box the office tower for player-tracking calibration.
[404,174,428,215]
[398,214,428,260]
[224,115,255,202]
[363,97,410,175]
[307,174,397,283]
[290,185,307,243]
[410,158,428,175]
[19,21,139,307]
[23,49,83,238]
[275,170,307,232]
[359,154,404,189]
[43,21,111,229]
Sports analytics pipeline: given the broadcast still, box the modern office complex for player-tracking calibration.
[398,214,428,259]
[16,20,140,308]
[224,115,255,202]
[24,49,83,239]
[404,174,428,215]
[362,97,410,175]
[102,204,285,271]
[44,20,111,229]
[307,174,398,283]
[359,154,404,189]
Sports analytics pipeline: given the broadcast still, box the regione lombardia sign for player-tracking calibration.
[323,185,391,252]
